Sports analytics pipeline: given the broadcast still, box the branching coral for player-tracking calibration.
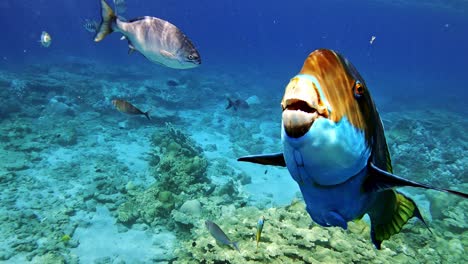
[117,124,212,229]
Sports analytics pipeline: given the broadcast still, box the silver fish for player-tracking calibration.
[205,220,239,252]
[94,0,201,69]
[39,31,52,47]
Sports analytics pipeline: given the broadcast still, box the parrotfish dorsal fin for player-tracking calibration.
[368,190,429,249]
[365,162,468,199]
[237,153,286,167]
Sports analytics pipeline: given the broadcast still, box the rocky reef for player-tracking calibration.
[174,198,467,264]
[116,123,247,236]
[0,57,466,263]
[385,110,467,187]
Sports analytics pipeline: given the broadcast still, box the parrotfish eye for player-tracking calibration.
[188,55,194,60]
[353,81,365,98]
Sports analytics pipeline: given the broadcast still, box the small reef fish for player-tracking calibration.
[112,99,150,120]
[84,19,99,33]
[255,216,265,249]
[39,31,52,47]
[93,0,201,69]
[205,220,240,252]
[370,35,376,45]
[238,49,468,249]
[226,98,249,111]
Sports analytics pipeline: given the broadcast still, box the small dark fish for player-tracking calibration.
[166,80,179,87]
[226,98,249,111]
[205,220,239,252]
[112,99,150,120]
[264,169,268,175]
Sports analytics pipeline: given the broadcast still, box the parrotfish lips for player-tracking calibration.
[282,99,321,138]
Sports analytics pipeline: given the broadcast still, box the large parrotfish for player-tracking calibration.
[238,49,467,248]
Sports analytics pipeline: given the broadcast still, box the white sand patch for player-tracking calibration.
[240,162,299,206]
[186,111,298,207]
[112,140,150,172]
[46,147,76,165]
[72,206,175,263]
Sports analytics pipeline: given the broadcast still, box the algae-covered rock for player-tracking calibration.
[151,123,209,195]
[117,200,140,225]
[179,199,202,216]
[158,191,173,203]
[53,127,78,146]
[173,198,465,264]
[32,252,66,264]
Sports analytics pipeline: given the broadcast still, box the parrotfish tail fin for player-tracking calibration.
[232,242,240,252]
[366,162,468,199]
[226,98,233,110]
[368,190,428,249]
[144,111,150,120]
[238,153,286,167]
[94,0,116,42]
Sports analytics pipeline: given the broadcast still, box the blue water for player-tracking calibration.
[0,0,467,263]
[2,0,468,102]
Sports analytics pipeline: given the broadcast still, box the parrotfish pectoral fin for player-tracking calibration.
[144,111,150,120]
[365,162,468,199]
[232,242,240,252]
[368,190,429,249]
[237,153,286,167]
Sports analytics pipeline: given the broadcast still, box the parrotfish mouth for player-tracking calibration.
[282,98,328,138]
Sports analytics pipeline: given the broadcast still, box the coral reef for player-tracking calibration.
[117,124,211,228]
[385,110,467,187]
[0,56,465,263]
[151,123,210,195]
[174,199,467,264]
[116,123,251,240]
[228,119,266,157]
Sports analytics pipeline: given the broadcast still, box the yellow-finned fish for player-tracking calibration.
[39,31,52,47]
[92,0,201,69]
[255,216,265,249]
[238,49,468,249]
[112,99,150,120]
